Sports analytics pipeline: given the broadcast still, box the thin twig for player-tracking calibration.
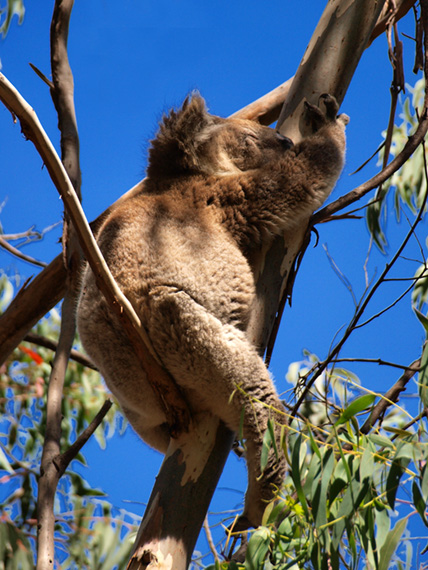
[360,358,420,433]
[355,279,416,328]
[332,357,421,371]
[55,399,113,477]
[203,516,220,565]
[0,235,47,267]
[23,331,96,370]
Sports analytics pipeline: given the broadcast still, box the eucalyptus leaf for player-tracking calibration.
[378,517,407,570]
[334,394,376,426]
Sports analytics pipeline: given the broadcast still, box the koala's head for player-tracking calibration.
[147,94,292,179]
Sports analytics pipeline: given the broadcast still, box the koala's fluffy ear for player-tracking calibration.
[147,94,217,178]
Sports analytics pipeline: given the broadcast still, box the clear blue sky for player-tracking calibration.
[1,1,426,564]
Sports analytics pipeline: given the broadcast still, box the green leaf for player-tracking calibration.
[386,460,405,509]
[245,527,271,570]
[375,505,391,553]
[334,394,376,426]
[421,463,428,501]
[368,433,394,448]
[412,480,428,527]
[290,434,310,517]
[313,448,335,529]
[378,517,407,570]
[359,442,375,482]
[414,307,428,335]
[260,424,273,472]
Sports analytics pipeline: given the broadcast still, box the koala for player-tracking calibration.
[77,93,347,529]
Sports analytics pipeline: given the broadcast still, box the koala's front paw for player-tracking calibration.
[304,94,349,132]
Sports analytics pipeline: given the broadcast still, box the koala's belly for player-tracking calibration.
[96,215,256,330]
[143,225,255,329]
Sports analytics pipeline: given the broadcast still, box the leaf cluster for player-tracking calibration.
[215,385,428,570]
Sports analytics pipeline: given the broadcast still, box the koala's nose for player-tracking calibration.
[276,132,293,149]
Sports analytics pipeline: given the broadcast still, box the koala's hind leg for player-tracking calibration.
[146,287,286,528]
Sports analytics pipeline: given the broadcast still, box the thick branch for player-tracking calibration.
[247,0,387,356]
[0,255,67,364]
[276,0,386,140]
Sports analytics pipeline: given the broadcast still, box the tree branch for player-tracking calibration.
[0,235,47,267]
[55,399,113,477]
[0,254,67,365]
[290,0,428,416]
[360,358,421,434]
[36,292,76,570]
[49,0,81,199]
[37,2,83,567]
[23,331,96,369]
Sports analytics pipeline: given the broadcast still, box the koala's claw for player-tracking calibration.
[304,100,326,131]
[319,94,349,126]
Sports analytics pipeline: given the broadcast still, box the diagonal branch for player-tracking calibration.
[290,0,428,416]
[0,71,191,436]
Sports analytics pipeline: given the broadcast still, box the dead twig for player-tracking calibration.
[0,235,47,268]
